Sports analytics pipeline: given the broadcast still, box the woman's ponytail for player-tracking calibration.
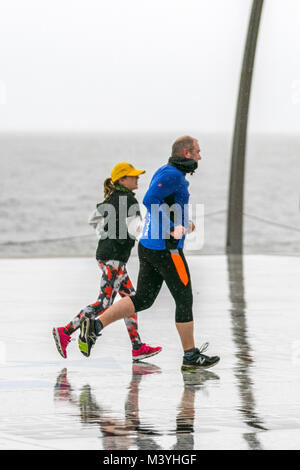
[103,177,115,199]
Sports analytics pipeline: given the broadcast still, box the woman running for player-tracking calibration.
[52,162,162,361]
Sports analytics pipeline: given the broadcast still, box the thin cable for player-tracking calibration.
[1,209,299,246]
[244,212,300,233]
[0,234,94,246]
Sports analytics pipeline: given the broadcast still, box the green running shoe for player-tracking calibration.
[78,318,99,357]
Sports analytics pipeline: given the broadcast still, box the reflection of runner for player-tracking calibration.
[54,364,162,451]
[172,370,220,450]
[52,162,161,361]
[54,368,76,404]
[53,367,219,450]
[79,137,220,370]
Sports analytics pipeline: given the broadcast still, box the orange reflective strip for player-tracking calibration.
[170,253,189,286]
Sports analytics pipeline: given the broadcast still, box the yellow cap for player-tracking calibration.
[110,162,145,183]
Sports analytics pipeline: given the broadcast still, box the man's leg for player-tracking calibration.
[156,249,219,368]
[152,249,194,351]
[175,321,195,351]
[98,296,135,327]
[79,245,219,367]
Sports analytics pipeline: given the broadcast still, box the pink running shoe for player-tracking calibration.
[54,368,72,401]
[52,327,71,359]
[132,343,162,362]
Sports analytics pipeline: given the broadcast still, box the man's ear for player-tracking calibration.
[182,148,190,158]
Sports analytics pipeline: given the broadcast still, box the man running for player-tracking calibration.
[79,136,220,370]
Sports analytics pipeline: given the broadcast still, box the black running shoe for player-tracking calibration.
[181,369,220,390]
[78,318,99,357]
[181,343,220,370]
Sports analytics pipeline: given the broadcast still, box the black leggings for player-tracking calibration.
[131,243,193,323]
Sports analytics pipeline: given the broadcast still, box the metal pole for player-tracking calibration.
[226,0,264,254]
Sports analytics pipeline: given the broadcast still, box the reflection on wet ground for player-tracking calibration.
[1,255,300,449]
[227,255,267,450]
[173,369,220,450]
[53,365,219,451]
[54,364,163,450]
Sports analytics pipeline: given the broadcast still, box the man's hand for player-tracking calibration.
[170,225,186,239]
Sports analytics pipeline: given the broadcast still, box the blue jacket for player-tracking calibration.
[140,164,190,250]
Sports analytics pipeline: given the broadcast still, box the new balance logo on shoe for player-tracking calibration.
[197,356,206,365]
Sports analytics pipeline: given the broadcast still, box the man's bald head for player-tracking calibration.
[171,136,197,158]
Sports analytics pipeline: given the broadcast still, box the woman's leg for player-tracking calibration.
[53,260,127,358]
[95,245,164,329]
[64,260,123,335]
[77,245,164,358]
[117,268,142,349]
[117,266,163,359]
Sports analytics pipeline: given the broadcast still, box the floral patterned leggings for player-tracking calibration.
[64,260,142,348]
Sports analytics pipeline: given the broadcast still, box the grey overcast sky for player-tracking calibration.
[0,0,299,134]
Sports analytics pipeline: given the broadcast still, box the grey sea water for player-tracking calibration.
[0,132,299,257]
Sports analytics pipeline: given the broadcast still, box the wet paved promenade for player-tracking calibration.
[0,255,300,450]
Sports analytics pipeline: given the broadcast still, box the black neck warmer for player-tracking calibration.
[114,183,135,196]
[168,156,198,174]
